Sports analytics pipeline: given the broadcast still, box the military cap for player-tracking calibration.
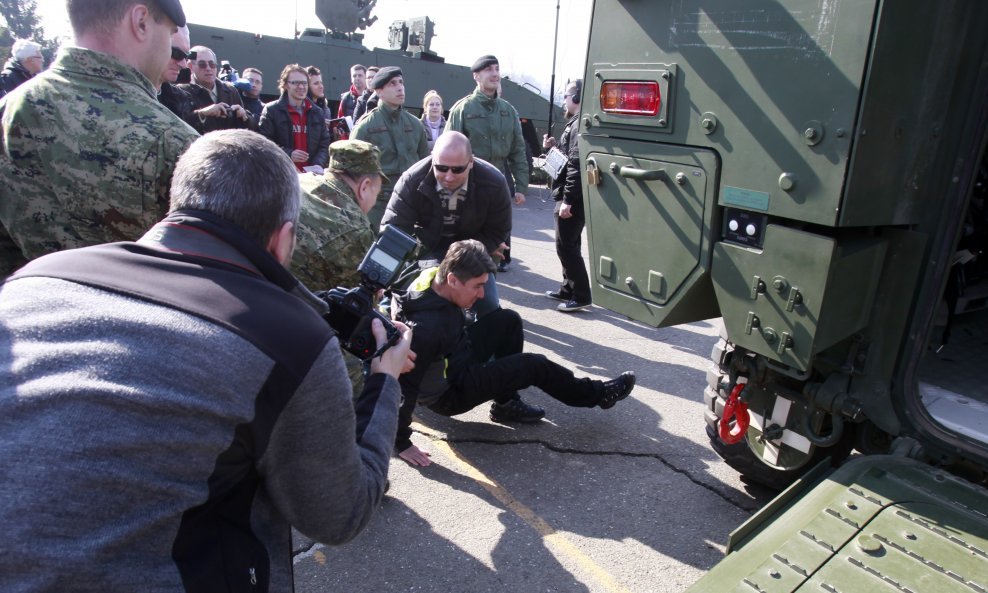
[155,0,187,27]
[329,139,388,181]
[471,55,498,73]
[371,66,402,90]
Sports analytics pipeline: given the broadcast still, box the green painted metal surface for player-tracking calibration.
[687,456,988,592]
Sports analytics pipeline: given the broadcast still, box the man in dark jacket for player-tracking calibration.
[1,39,44,95]
[157,26,197,128]
[543,79,592,312]
[0,129,413,591]
[392,239,635,467]
[258,64,332,171]
[180,45,254,134]
[381,131,510,317]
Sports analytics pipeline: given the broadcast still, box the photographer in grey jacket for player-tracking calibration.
[0,129,412,592]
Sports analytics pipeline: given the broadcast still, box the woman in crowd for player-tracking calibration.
[420,90,446,150]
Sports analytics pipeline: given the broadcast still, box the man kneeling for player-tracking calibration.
[393,239,635,467]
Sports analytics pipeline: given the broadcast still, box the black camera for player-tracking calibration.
[318,225,419,360]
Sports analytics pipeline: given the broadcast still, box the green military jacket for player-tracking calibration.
[0,47,199,277]
[293,173,375,291]
[351,103,429,179]
[446,88,529,196]
[351,102,428,229]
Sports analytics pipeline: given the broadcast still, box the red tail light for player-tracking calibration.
[600,81,662,116]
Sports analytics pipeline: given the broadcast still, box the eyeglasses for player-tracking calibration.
[433,163,469,174]
[196,61,217,69]
[286,80,309,87]
[171,47,191,62]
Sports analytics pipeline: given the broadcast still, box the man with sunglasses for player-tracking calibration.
[0,0,198,277]
[180,45,254,134]
[157,25,197,128]
[381,131,511,317]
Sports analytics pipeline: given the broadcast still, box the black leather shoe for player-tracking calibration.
[490,398,545,423]
[545,290,571,302]
[598,371,636,409]
[557,299,591,312]
[497,261,509,273]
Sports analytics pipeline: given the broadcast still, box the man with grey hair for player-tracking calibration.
[0,130,412,591]
[1,39,44,95]
[0,0,198,277]
[180,44,253,133]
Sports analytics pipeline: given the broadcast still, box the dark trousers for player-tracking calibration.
[428,309,601,416]
[554,201,591,302]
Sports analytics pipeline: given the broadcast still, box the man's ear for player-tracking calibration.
[129,4,152,40]
[267,221,296,266]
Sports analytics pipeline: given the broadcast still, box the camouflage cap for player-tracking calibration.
[329,139,388,181]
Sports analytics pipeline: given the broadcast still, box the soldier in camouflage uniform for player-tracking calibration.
[291,139,388,394]
[351,67,429,231]
[446,55,529,271]
[0,0,196,278]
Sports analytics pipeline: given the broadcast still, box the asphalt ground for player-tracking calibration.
[293,186,777,592]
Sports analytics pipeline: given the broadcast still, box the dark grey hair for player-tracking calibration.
[170,130,300,247]
[437,239,496,284]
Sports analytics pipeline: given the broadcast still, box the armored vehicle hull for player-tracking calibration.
[580,0,988,589]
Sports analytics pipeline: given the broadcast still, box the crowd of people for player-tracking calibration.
[0,0,634,590]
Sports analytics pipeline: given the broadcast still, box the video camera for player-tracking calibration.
[317,225,419,360]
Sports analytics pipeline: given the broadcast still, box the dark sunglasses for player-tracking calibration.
[433,163,469,174]
[170,47,192,61]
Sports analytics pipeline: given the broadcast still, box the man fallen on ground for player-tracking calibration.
[392,239,636,467]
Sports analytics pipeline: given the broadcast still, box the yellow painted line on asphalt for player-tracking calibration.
[430,438,634,593]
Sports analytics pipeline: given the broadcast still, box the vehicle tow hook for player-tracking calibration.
[719,384,750,445]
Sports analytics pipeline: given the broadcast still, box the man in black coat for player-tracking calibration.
[1,39,44,95]
[179,46,254,134]
[258,64,331,170]
[381,131,511,317]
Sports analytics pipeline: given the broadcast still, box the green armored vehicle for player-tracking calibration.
[579,0,988,589]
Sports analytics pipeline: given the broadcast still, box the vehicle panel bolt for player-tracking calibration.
[857,534,884,555]
[658,118,667,126]
[779,173,795,191]
[804,128,817,140]
[625,276,635,287]
[661,71,670,79]
[701,118,714,130]
[675,172,687,185]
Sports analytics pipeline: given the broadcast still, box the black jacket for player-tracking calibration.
[179,79,254,134]
[1,58,32,95]
[158,83,198,129]
[381,156,512,260]
[258,94,331,168]
[551,113,583,211]
[392,273,473,451]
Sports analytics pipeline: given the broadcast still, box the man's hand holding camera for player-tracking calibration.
[368,318,415,378]
[197,102,249,122]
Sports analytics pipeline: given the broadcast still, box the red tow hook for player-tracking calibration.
[718,383,750,445]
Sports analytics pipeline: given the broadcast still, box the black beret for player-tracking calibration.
[371,66,402,90]
[471,55,499,73]
[155,0,187,27]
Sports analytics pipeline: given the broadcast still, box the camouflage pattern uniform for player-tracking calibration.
[293,173,374,290]
[446,88,529,196]
[291,139,385,396]
[351,102,429,230]
[0,47,198,277]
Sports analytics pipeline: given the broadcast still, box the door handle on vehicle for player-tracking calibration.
[617,165,667,181]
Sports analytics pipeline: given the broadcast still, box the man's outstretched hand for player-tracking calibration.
[398,444,432,467]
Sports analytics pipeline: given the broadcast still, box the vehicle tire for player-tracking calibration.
[703,334,854,491]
